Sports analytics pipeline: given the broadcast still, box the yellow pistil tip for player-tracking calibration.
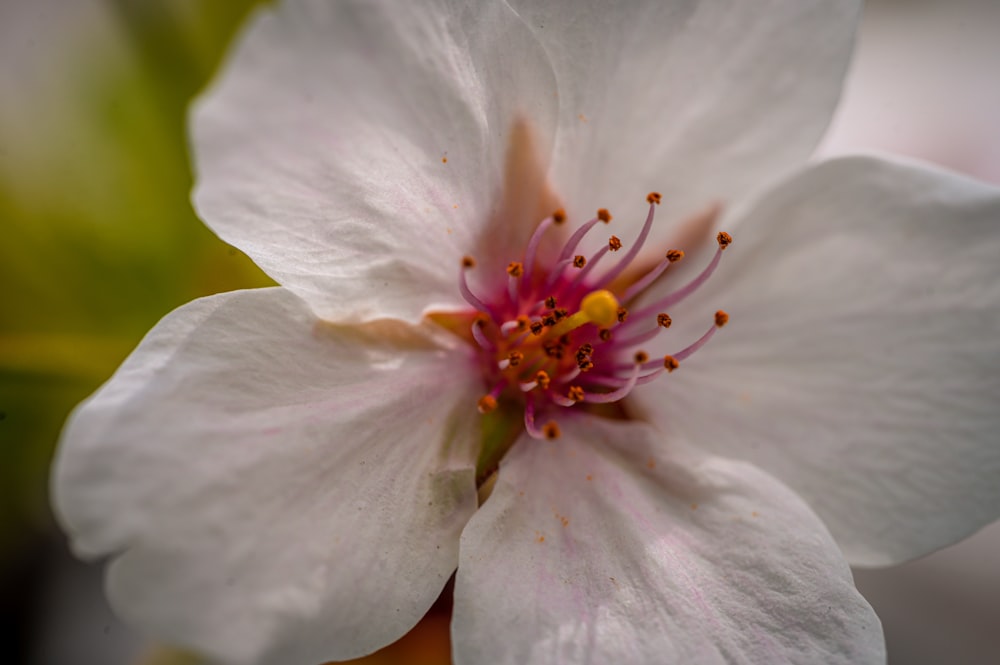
[580,290,620,328]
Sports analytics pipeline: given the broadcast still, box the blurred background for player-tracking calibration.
[0,0,997,663]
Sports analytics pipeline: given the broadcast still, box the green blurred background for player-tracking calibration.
[0,1,271,662]
[0,0,272,564]
[1,0,997,663]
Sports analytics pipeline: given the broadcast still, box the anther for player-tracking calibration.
[616,306,629,323]
[715,310,730,327]
[462,256,476,268]
[608,235,622,251]
[516,315,530,332]
[544,296,557,309]
[597,208,612,223]
[477,395,498,414]
[542,422,561,439]
[507,351,524,367]
[578,359,594,372]
[666,249,685,263]
[535,370,551,390]
[717,231,733,250]
[634,351,649,364]
[552,208,567,224]
[599,328,613,342]
[573,255,586,268]
[507,262,524,277]
[663,355,679,372]
[647,192,662,205]
[553,308,569,321]
[530,321,544,336]
[568,386,585,402]
[657,313,672,328]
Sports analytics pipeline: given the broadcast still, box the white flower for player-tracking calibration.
[52,1,1000,664]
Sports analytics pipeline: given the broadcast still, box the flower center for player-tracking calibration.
[431,194,731,483]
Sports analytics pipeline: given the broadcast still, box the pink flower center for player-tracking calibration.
[449,194,732,445]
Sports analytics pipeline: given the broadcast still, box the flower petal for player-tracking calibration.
[191,0,559,323]
[506,0,861,242]
[453,417,883,665]
[632,156,1000,566]
[52,288,480,663]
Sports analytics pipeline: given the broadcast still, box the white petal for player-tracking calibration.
[632,156,1000,566]
[506,0,861,243]
[453,417,883,665]
[191,0,558,322]
[52,288,481,663]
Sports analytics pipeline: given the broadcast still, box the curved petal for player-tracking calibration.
[191,0,558,323]
[453,417,883,665]
[631,156,1000,566]
[506,0,861,245]
[52,288,481,663]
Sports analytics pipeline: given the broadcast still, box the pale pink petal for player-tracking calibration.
[506,0,861,244]
[191,0,558,322]
[632,156,1000,566]
[52,288,481,663]
[453,417,884,665]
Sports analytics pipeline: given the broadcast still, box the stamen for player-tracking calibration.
[558,366,582,383]
[567,244,610,291]
[500,315,531,337]
[545,214,603,290]
[620,248,685,302]
[584,364,641,403]
[628,234,731,322]
[614,325,661,347]
[535,370,551,390]
[594,201,657,289]
[507,262,523,304]
[459,256,499,322]
[477,381,506,413]
[470,317,495,350]
[524,399,547,439]
[673,316,724,362]
[520,216,556,296]
[497,350,524,370]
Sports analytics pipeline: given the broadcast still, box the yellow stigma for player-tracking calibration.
[580,290,620,327]
[546,289,620,338]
